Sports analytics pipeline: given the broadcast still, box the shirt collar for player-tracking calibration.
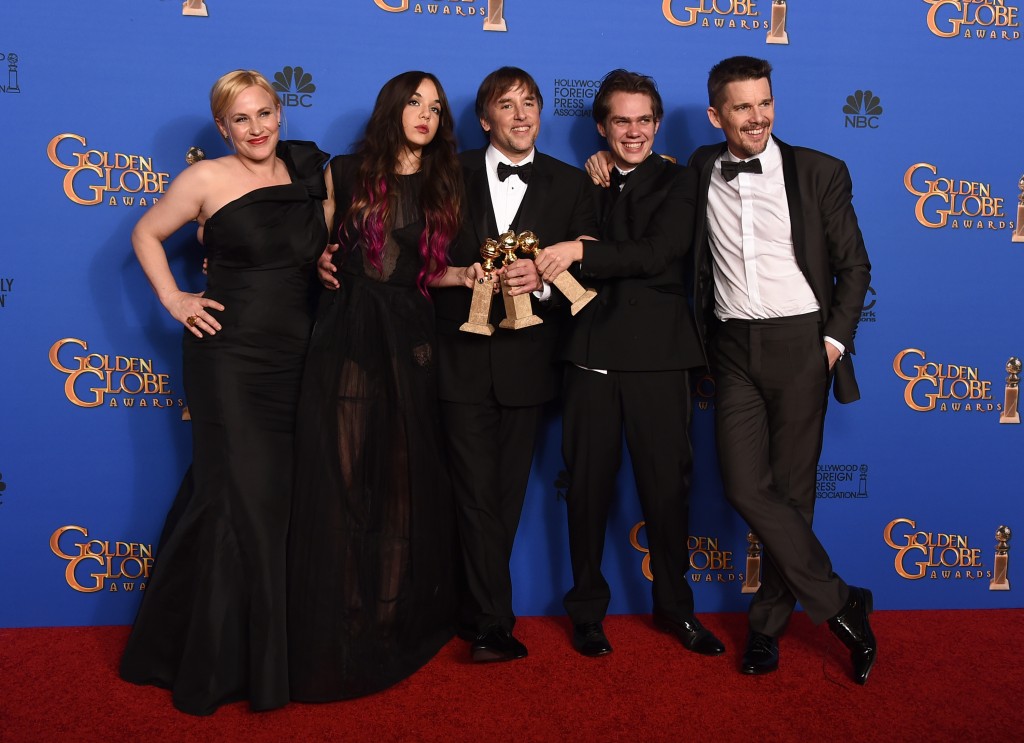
[719,136,780,171]
[486,144,536,173]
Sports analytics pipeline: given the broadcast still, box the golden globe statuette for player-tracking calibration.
[766,0,789,45]
[182,0,209,17]
[1013,175,1024,243]
[185,146,206,166]
[989,526,1011,591]
[459,239,501,336]
[516,231,598,316]
[497,231,543,330]
[483,0,507,32]
[741,532,762,594]
[1000,357,1021,424]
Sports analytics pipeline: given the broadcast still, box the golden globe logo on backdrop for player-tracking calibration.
[47,134,169,207]
[48,338,185,410]
[372,0,508,29]
[903,163,1014,231]
[630,524,745,584]
[923,0,1021,40]
[662,0,772,33]
[892,348,1001,414]
[883,518,991,582]
[50,525,154,593]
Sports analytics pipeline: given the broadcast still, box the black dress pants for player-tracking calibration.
[562,365,697,625]
[711,313,848,636]
[441,394,542,633]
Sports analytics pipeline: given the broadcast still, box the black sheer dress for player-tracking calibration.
[287,154,456,701]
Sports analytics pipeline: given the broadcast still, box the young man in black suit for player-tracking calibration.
[688,56,876,683]
[432,67,597,662]
[536,70,724,659]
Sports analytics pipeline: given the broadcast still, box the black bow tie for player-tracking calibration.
[610,168,631,191]
[497,161,533,183]
[720,158,763,182]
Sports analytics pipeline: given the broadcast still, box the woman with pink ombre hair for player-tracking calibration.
[286,71,477,701]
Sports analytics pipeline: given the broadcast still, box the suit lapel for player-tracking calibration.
[605,153,660,237]
[776,136,808,271]
[464,150,497,246]
[515,151,551,243]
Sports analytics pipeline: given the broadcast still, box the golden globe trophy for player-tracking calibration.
[1013,175,1024,243]
[1000,357,1021,424]
[989,525,1011,591]
[516,231,598,316]
[459,239,501,336]
[483,0,507,32]
[497,231,542,329]
[741,532,762,594]
[182,0,209,17]
[766,0,789,45]
[185,146,206,166]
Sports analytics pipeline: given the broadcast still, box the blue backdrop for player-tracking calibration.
[2,0,1021,628]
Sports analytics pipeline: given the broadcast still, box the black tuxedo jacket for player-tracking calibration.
[434,147,597,406]
[688,136,871,403]
[563,153,703,371]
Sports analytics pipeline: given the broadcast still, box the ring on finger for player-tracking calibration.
[186,315,199,328]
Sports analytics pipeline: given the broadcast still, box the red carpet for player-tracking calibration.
[2,610,1021,742]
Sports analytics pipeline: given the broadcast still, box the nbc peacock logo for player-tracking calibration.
[843,90,883,129]
[272,66,316,108]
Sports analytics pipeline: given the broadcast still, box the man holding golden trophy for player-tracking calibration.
[433,67,597,663]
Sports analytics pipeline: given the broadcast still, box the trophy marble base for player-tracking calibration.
[498,281,542,330]
[766,31,789,44]
[460,321,495,336]
[551,272,597,316]
[571,290,598,315]
[1012,232,1024,243]
[1000,412,1021,424]
[499,314,543,330]
[182,1,209,17]
[483,19,507,32]
[989,581,1011,591]
[460,278,497,336]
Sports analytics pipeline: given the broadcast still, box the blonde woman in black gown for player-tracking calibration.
[288,71,480,700]
[120,70,328,715]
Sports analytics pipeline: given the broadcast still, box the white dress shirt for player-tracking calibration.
[485,145,535,234]
[484,144,551,302]
[706,137,844,355]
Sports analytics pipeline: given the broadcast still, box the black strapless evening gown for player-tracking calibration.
[119,141,328,716]
[287,155,457,701]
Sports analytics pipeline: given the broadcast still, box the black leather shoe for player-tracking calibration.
[740,632,779,675]
[470,627,528,663]
[456,620,478,642]
[653,613,726,655]
[827,585,876,684]
[572,622,612,657]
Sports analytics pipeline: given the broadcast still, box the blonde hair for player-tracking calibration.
[209,69,280,122]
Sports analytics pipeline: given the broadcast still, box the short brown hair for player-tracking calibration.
[707,56,773,110]
[474,66,543,122]
[592,69,663,124]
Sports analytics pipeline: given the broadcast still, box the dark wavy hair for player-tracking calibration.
[343,71,462,296]
[707,56,773,110]
[592,69,664,124]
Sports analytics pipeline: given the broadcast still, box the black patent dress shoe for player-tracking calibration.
[470,627,528,663]
[740,632,779,675]
[572,622,612,657]
[653,612,726,655]
[827,585,877,684]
